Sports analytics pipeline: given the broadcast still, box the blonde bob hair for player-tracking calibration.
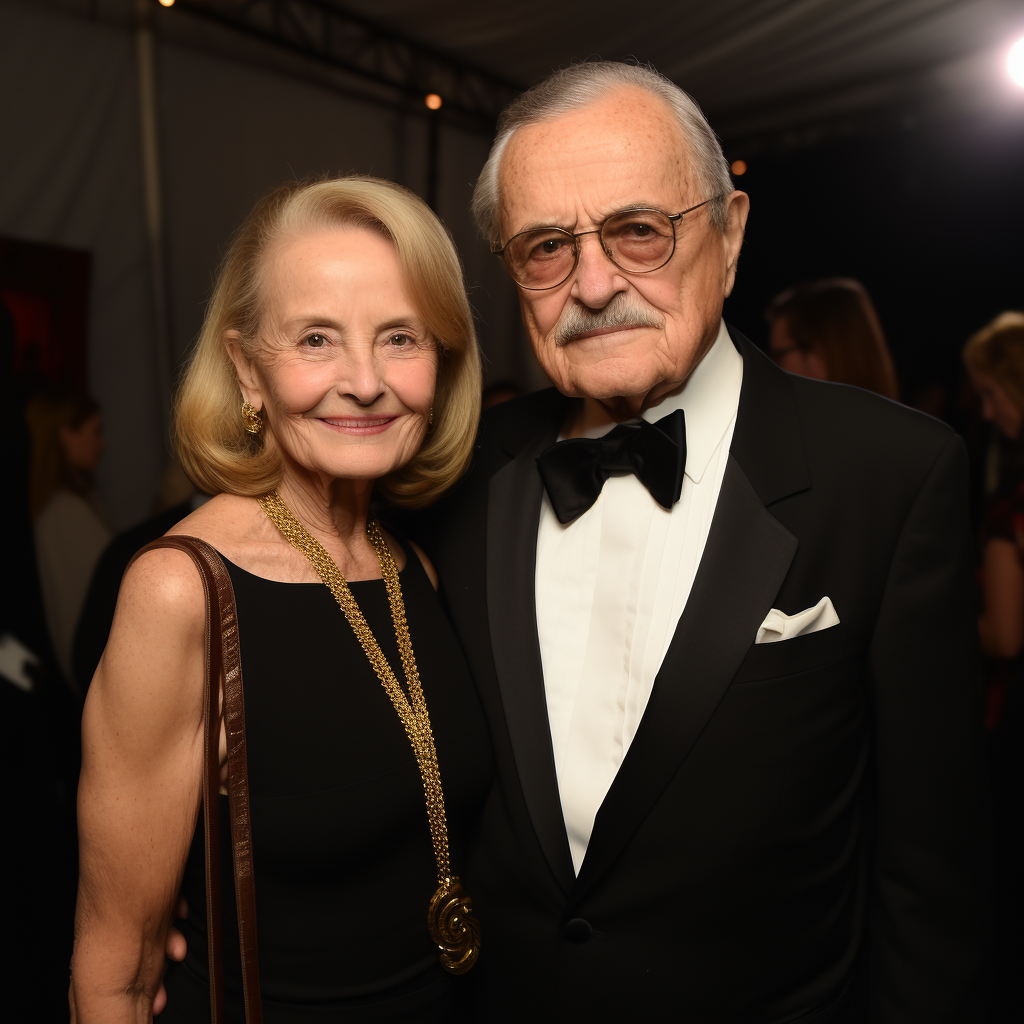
[963,311,1024,415]
[174,175,482,508]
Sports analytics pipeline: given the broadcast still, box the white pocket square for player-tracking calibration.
[755,596,840,645]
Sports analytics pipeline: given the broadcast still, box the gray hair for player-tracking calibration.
[471,61,734,244]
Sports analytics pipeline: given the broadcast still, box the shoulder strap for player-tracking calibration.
[128,535,263,1023]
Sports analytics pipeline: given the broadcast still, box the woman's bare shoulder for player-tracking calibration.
[115,543,209,646]
[110,499,267,674]
[162,493,273,565]
[166,493,261,544]
[91,544,211,745]
[112,497,260,633]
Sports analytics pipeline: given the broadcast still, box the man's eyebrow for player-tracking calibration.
[615,201,669,213]
[514,219,577,233]
[513,203,671,233]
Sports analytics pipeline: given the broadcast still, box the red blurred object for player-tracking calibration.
[0,236,91,389]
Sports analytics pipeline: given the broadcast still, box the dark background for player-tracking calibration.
[724,108,1024,404]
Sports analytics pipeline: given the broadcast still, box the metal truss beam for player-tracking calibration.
[169,0,524,127]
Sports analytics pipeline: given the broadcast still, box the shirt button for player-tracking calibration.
[564,917,593,943]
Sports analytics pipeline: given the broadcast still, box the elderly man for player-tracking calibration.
[414,61,990,1021]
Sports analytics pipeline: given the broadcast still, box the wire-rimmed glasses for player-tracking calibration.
[491,197,720,290]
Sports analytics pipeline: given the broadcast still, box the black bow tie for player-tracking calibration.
[536,409,687,524]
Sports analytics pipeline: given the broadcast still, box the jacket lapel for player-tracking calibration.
[572,330,810,900]
[486,395,577,893]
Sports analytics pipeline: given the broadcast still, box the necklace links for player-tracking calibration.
[256,490,479,974]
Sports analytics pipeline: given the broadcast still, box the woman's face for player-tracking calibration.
[969,367,1022,440]
[238,226,437,485]
[60,412,105,473]
[768,315,829,381]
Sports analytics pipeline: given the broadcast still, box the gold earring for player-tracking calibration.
[428,404,434,426]
[241,400,263,435]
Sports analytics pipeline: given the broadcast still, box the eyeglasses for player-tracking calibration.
[491,198,720,291]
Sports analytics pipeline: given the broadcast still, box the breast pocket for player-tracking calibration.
[731,622,852,684]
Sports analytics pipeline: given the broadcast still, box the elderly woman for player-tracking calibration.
[70,177,492,1022]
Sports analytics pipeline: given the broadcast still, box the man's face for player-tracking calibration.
[498,86,748,417]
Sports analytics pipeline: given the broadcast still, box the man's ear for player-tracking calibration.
[721,190,750,298]
[224,331,262,410]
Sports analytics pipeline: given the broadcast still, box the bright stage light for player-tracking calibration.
[158,0,175,8]
[425,93,443,110]
[1009,36,1024,87]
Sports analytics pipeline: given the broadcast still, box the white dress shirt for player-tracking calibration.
[535,320,743,874]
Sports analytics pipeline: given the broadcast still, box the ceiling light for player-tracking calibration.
[1009,36,1024,87]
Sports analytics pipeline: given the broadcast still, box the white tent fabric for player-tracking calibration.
[154,37,527,374]
[342,0,1024,141]
[0,2,164,526]
[0,0,535,526]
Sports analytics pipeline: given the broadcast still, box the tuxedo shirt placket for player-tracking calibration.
[557,475,653,873]
[535,320,743,876]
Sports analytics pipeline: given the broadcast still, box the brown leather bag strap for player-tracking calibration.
[129,535,263,1023]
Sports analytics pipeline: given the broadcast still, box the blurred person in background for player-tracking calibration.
[766,277,899,400]
[963,310,1024,1024]
[964,312,1024,664]
[71,459,208,692]
[26,386,111,686]
[1,302,81,1020]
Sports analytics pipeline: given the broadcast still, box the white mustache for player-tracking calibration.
[553,294,665,346]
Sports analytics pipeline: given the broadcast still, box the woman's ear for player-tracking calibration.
[224,331,262,409]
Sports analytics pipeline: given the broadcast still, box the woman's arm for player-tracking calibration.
[70,548,208,1023]
[978,536,1024,659]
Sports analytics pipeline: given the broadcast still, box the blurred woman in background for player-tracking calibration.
[964,312,1024,663]
[26,387,110,686]
[766,277,899,400]
[963,309,1024,1024]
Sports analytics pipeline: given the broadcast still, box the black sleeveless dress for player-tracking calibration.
[161,538,493,1022]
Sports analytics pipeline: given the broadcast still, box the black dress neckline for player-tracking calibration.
[217,543,410,589]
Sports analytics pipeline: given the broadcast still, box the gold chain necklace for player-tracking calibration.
[256,490,480,975]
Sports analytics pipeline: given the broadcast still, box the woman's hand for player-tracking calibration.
[152,899,188,1016]
[71,549,207,1022]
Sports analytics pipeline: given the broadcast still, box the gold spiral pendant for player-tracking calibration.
[427,876,480,975]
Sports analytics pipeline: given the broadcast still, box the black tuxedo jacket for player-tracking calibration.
[407,329,990,1022]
